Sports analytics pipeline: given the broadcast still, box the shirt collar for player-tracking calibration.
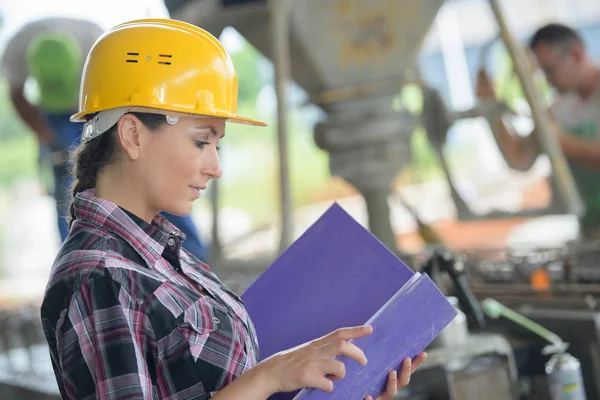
[72,189,186,265]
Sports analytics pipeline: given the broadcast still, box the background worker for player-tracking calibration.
[477,23,600,239]
[1,17,210,260]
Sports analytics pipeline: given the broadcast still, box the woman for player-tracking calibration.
[40,18,426,400]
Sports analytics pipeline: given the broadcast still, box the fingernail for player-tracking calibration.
[422,352,428,358]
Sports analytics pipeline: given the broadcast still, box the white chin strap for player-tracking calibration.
[81,107,180,144]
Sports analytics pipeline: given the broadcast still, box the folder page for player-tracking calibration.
[293,273,457,400]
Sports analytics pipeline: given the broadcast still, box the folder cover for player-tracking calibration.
[293,273,457,399]
[241,203,457,399]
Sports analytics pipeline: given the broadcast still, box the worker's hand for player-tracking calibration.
[256,326,372,395]
[364,352,428,400]
[476,67,497,100]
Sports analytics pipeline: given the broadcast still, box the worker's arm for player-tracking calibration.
[9,84,55,145]
[488,117,539,171]
[477,68,539,171]
[1,21,56,146]
[558,132,600,171]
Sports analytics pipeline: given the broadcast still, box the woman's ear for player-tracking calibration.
[116,114,142,160]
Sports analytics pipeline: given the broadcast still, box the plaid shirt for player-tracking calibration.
[41,189,259,399]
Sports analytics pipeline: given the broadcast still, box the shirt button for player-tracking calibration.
[171,231,181,237]
[213,317,220,324]
[167,238,176,246]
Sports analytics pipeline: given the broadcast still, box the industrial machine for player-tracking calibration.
[459,240,600,399]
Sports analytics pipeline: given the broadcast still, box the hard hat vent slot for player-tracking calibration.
[158,54,172,66]
[126,52,139,63]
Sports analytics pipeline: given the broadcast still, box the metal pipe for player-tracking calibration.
[269,0,295,253]
[362,187,397,252]
[487,0,585,218]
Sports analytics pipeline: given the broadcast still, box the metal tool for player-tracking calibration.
[482,298,587,399]
[418,249,487,330]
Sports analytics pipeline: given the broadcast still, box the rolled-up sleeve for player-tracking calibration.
[57,277,156,400]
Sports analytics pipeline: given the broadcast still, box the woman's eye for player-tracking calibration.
[195,140,221,151]
[195,141,209,149]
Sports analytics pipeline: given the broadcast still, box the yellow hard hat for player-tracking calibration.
[71,18,266,141]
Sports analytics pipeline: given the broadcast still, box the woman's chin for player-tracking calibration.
[162,203,193,217]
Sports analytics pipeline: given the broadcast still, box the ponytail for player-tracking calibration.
[67,112,166,228]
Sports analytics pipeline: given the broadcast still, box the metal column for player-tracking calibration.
[269,0,295,253]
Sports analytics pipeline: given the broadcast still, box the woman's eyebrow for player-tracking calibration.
[190,126,222,138]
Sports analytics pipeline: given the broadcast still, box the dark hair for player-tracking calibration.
[529,23,583,50]
[67,112,166,228]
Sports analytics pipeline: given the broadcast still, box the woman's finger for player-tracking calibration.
[382,369,398,399]
[313,376,335,393]
[397,358,412,387]
[320,339,368,366]
[411,352,427,373]
[364,370,398,400]
[322,325,373,342]
[321,359,346,381]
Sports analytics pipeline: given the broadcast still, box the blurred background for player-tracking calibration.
[1,0,600,399]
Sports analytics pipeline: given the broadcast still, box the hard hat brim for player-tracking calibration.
[227,114,268,127]
[71,107,268,128]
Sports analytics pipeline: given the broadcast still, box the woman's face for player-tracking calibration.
[131,115,224,218]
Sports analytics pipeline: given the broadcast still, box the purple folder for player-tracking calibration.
[241,203,456,399]
[293,272,457,399]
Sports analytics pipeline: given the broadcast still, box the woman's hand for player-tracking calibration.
[256,325,374,395]
[365,352,428,400]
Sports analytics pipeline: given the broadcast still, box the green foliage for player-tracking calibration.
[0,135,38,189]
[229,41,265,108]
[398,83,424,114]
[0,80,40,189]
[395,84,444,183]
[409,127,443,182]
